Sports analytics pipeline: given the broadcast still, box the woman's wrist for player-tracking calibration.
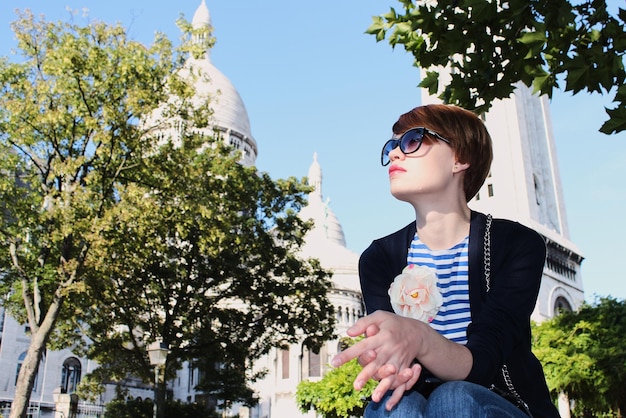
[412,319,473,380]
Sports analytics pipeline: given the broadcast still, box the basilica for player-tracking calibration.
[0,1,584,418]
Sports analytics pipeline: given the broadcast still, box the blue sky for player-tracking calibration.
[1,1,625,303]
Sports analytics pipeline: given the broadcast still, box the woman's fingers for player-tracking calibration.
[332,311,425,394]
[404,363,422,391]
[355,360,397,391]
[385,384,409,411]
[331,336,374,368]
[370,374,394,403]
[357,349,377,367]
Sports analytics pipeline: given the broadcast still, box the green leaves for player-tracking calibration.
[296,339,375,418]
[533,297,626,416]
[365,16,388,42]
[368,0,626,134]
[518,31,548,60]
[1,10,336,412]
[82,130,336,404]
[0,11,205,415]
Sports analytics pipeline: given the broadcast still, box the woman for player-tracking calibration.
[331,104,559,418]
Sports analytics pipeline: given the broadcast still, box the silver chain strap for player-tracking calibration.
[501,365,530,413]
[483,214,533,417]
[483,214,492,292]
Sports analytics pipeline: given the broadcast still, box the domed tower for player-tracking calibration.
[248,154,364,418]
[186,1,257,166]
[187,0,258,166]
[153,0,257,166]
[298,153,363,333]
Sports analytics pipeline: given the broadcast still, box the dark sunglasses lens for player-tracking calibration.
[381,139,399,166]
[400,129,425,154]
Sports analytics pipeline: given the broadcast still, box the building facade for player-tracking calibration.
[237,152,363,418]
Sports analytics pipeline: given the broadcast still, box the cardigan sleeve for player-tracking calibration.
[359,222,415,314]
[465,219,546,385]
[359,242,394,313]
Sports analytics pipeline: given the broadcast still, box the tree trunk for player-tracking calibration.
[10,297,64,418]
[557,392,571,418]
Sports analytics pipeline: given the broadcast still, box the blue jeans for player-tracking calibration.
[364,381,529,418]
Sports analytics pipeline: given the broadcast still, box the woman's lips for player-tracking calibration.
[388,165,406,176]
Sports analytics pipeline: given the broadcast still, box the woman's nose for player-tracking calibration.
[388,145,404,162]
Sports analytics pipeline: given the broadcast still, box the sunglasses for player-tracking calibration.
[381,127,451,166]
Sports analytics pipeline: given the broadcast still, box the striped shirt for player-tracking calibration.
[407,234,471,344]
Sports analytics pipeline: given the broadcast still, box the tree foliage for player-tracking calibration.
[533,297,626,417]
[0,10,186,417]
[104,398,216,418]
[296,338,375,418]
[0,10,335,417]
[78,132,336,409]
[366,0,626,134]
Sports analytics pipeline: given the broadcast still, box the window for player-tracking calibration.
[335,307,342,323]
[229,135,242,150]
[281,349,289,379]
[554,297,573,315]
[533,174,542,205]
[60,357,82,394]
[308,350,321,378]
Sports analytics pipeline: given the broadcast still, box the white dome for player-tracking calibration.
[186,1,258,165]
[187,57,255,143]
[192,0,210,28]
[299,154,361,292]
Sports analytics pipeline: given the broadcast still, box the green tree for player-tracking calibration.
[104,398,217,418]
[533,297,626,417]
[78,132,335,410]
[296,338,375,418]
[0,10,186,418]
[366,0,626,134]
[0,10,335,418]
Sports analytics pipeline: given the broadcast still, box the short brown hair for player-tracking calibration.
[392,104,493,202]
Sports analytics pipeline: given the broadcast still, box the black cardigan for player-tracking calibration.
[359,211,560,418]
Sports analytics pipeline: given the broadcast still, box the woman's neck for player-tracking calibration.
[413,205,471,251]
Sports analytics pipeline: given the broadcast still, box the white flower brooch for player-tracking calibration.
[388,264,443,323]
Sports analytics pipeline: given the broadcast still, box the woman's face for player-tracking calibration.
[386,133,466,205]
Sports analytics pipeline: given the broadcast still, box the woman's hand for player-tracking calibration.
[331,311,425,409]
[333,310,473,410]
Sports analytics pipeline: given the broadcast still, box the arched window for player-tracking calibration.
[281,348,290,379]
[554,296,573,315]
[308,350,321,378]
[60,357,82,394]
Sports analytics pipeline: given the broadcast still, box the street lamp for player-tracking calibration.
[147,341,169,418]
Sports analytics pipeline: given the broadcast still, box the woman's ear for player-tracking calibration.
[453,161,470,173]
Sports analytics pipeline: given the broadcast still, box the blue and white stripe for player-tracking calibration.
[407,234,471,344]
